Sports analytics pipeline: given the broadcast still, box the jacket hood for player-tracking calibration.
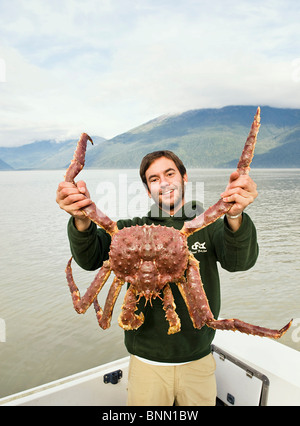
[147,200,204,222]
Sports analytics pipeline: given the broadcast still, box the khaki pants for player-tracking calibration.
[127,353,216,406]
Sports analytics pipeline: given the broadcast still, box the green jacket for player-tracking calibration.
[67,201,258,363]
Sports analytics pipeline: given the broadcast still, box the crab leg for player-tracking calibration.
[206,318,293,339]
[163,284,181,334]
[181,107,261,237]
[64,132,118,236]
[118,285,145,330]
[177,254,214,329]
[64,133,93,182]
[237,106,261,175]
[93,276,124,329]
[178,255,292,339]
[65,257,111,314]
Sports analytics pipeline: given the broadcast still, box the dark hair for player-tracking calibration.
[139,150,187,189]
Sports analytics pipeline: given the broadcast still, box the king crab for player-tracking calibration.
[64,107,292,338]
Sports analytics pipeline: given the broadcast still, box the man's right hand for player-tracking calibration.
[56,180,92,231]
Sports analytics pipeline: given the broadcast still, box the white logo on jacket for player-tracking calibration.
[190,241,207,254]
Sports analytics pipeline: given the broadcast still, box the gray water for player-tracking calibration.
[0,168,299,398]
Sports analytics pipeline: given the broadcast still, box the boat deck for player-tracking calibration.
[1,330,299,406]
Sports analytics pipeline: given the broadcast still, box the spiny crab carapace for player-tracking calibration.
[64,107,292,338]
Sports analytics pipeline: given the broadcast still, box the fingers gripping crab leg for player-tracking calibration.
[64,132,118,236]
[181,107,261,237]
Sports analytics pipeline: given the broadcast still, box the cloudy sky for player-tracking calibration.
[0,0,300,147]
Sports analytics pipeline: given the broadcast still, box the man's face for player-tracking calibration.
[145,156,188,215]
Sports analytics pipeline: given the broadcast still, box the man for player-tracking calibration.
[56,150,258,406]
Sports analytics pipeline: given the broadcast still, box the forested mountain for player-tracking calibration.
[1,106,299,170]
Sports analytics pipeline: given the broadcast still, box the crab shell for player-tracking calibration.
[109,224,189,301]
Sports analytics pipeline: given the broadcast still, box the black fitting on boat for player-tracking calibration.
[103,369,123,385]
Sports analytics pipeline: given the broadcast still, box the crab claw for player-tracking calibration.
[277,319,293,338]
[64,133,93,183]
[206,318,293,339]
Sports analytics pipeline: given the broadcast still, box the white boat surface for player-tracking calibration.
[1,329,299,406]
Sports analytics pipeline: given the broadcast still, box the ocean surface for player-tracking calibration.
[0,168,299,398]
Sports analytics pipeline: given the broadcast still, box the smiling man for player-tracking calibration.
[56,149,259,406]
[141,151,188,216]
[140,151,188,216]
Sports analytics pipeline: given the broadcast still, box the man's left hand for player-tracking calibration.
[221,171,258,217]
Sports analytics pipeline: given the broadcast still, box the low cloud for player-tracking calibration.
[0,0,300,146]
